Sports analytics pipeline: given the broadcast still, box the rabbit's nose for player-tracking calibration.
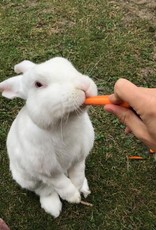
[78,77,91,93]
[77,77,97,97]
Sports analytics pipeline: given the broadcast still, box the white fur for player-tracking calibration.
[0,57,97,217]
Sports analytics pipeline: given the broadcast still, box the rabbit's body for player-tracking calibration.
[8,107,94,193]
[0,57,97,217]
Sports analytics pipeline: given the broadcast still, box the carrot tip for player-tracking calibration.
[149,149,155,154]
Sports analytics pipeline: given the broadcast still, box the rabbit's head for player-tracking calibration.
[0,57,97,128]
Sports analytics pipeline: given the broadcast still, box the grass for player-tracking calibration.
[0,0,156,229]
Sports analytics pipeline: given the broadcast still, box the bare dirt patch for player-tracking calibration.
[111,0,156,79]
[113,0,156,25]
[130,0,156,24]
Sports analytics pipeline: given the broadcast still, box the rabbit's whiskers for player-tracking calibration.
[73,101,84,117]
[64,112,70,126]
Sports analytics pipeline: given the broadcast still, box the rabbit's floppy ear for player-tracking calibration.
[14,60,35,74]
[0,75,25,99]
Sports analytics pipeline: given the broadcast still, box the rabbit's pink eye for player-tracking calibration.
[35,81,43,88]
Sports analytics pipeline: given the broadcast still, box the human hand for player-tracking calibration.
[104,78,156,151]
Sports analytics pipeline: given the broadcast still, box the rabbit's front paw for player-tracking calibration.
[40,192,62,218]
[80,178,91,198]
[58,182,81,203]
[67,190,81,203]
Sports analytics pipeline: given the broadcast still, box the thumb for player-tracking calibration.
[104,104,148,140]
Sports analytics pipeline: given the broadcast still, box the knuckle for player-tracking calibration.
[134,128,151,146]
[118,109,132,125]
[135,129,146,140]
[141,97,156,120]
[146,110,156,119]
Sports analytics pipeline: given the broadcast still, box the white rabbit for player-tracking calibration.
[0,57,97,218]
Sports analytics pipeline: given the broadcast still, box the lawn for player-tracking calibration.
[0,0,156,229]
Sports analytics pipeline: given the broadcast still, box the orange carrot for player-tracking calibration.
[84,95,129,108]
[128,156,145,160]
